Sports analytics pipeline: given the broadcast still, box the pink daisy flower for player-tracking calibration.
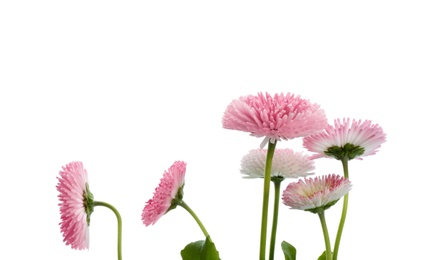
[56,161,93,250]
[222,92,328,147]
[240,148,315,179]
[282,174,352,213]
[303,118,386,160]
[142,161,186,226]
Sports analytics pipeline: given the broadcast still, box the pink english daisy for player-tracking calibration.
[222,92,328,147]
[142,161,186,227]
[56,161,93,250]
[282,174,352,213]
[240,148,315,179]
[303,118,387,160]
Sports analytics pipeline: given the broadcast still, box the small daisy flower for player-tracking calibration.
[222,92,328,147]
[303,118,386,160]
[282,174,351,214]
[142,161,186,227]
[56,161,94,250]
[240,148,315,180]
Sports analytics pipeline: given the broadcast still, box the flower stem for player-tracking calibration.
[269,178,282,260]
[318,211,332,260]
[333,156,349,260]
[93,201,122,260]
[179,200,211,241]
[259,141,277,260]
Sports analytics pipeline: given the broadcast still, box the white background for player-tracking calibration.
[1,1,440,259]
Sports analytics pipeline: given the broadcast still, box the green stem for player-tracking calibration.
[318,212,332,260]
[269,178,282,260]
[333,156,349,260]
[259,141,277,260]
[93,201,122,260]
[179,200,211,241]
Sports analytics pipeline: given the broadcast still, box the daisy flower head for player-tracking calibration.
[303,118,387,160]
[240,148,315,180]
[282,174,351,214]
[222,92,328,148]
[56,161,94,250]
[142,161,186,227]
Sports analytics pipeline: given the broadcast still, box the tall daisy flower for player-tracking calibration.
[282,174,352,260]
[56,161,93,250]
[142,161,213,243]
[303,118,386,161]
[222,92,327,260]
[240,148,315,180]
[56,161,123,259]
[240,148,315,260]
[222,92,328,148]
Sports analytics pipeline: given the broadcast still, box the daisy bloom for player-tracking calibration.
[222,92,328,147]
[142,161,186,227]
[303,118,387,160]
[282,174,352,214]
[56,161,94,250]
[240,148,315,179]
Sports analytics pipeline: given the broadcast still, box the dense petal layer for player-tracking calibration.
[56,161,90,250]
[223,92,327,146]
[303,118,386,160]
[282,174,351,212]
[240,148,315,179]
[142,161,186,226]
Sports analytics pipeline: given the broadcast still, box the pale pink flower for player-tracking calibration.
[282,174,351,213]
[222,92,328,147]
[303,118,386,160]
[240,148,315,179]
[56,161,92,250]
[142,161,186,226]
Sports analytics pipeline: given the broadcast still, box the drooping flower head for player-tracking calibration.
[56,161,94,250]
[240,148,315,180]
[142,161,186,227]
[222,92,328,147]
[303,118,386,160]
[282,174,351,214]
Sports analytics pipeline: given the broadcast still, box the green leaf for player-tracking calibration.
[181,240,204,259]
[317,250,332,260]
[281,241,296,260]
[317,251,326,260]
[181,236,220,260]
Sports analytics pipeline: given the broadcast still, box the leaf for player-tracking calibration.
[281,241,296,260]
[317,250,333,260]
[181,236,221,260]
[317,251,326,260]
[201,236,220,260]
[181,240,204,259]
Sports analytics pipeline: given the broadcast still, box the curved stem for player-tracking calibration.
[333,157,349,260]
[93,201,122,260]
[259,141,277,260]
[179,200,211,241]
[269,179,282,260]
[318,212,332,260]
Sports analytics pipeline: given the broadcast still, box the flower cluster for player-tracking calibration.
[56,92,386,260]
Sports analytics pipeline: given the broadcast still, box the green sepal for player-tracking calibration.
[271,176,284,184]
[317,250,332,260]
[324,143,365,160]
[305,199,340,214]
[281,241,296,260]
[180,236,221,260]
[167,184,185,213]
[83,183,94,226]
